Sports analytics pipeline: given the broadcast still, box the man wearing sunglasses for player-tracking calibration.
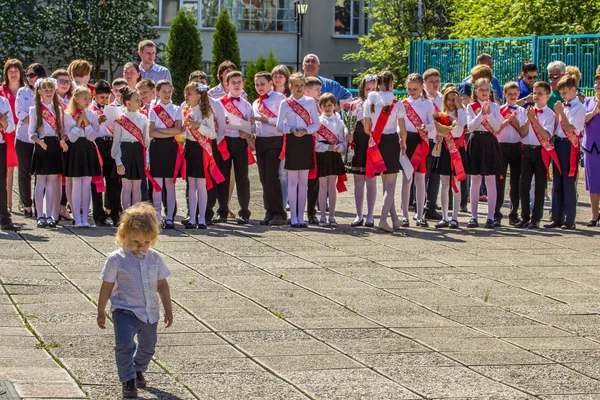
[546,60,566,110]
[517,62,538,107]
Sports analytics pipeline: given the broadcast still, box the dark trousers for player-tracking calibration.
[495,142,522,220]
[307,178,319,218]
[214,137,251,219]
[0,143,12,226]
[520,146,547,223]
[256,136,285,220]
[206,140,222,220]
[91,138,122,223]
[552,139,579,225]
[425,139,440,210]
[15,139,34,208]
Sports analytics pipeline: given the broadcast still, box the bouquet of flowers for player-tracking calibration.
[341,98,361,171]
[432,112,457,157]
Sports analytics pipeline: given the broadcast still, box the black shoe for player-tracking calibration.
[291,223,301,228]
[299,222,308,228]
[587,216,600,227]
[197,223,207,229]
[237,217,249,225]
[36,217,47,228]
[1,223,21,231]
[449,220,459,229]
[365,221,374,227]
[424,210,442,220]
[514,220,528,228]
[561,223,576,230]
[95,219,112,227]
[136,371,146,388]
[401,217,410,227]
[268,216,286,226]
[544,221,563,229]
[185,222,196,229]
[308,216,319,225]
[351,219,364,227]
[416,219,429,228]
[460,205,468,213]
[467,218,478,228]
[435,219,449,229]
[122,378,138,398]
[484,219,495,229]
[164,219,175,229]
[205,220,213,226]
[181,216,190,225]
[46,217,57,228]
[527,221,539,229]
[213,215,227,224]
[508,216,520,226]
[493,219,501,227]
[23,209,33,218]
[259,217,270,226]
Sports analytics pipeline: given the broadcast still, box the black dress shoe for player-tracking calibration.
[259,218,270,225]
[136,371,146,388]
[350,219,364,227]
[122,378,137,398]
[467,218,478,228]
[182,216,190,225]
[197,223,207,229]
[508,216,520,226]
[561,223,576,230]
[308,216,319,225]
[484,219,495,229]
[1,223,21,231]
[493,219,501,227]
[424,210,442,220]
[299,222,308,228]
[527,221,539,229]
[544,221,563,229]
[269,216,286,226]
[205,220,213,226]
[237,217,250,225]
[36,217,47,228]
[185,222,196,229]
[164,219,175,229]
[587,217,600,227]
[23,209,33,218]
[365,221,374,227]
[435,219,449,229]
[416,219,429,228]
[291,223,301,228]
[514,220,528,228]
[213,215,227,224]
[95,219,113,227]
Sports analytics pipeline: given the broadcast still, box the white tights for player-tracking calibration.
[379,173,397,225]
[121,179,142,211]
[470,175,497,221]
[319,176,337,220]
[152,178,176,221]
[353,175,376,223]
[287,169,309,225]
[188,177,207,224]
[71,176,92,225]
[35,175,58,220]
[402,172,426,220]
[441,175,461,222]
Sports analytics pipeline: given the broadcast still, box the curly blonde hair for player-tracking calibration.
[116,203,160,247]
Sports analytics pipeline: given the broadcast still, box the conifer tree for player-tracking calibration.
[211,9,241,86]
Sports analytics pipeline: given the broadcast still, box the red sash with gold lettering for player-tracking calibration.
[116,114,161,192]
[139,105,149,118]
[560,117,581,177]
[279,97,317,179]
[220,96,256,165]
[366,100,396,178]
[531,112,561,177]
[402,99,429,173]
[442,125,466,193]
[183,109,225,190]
[499,105,522,133]
[90,104,114,134]
[258,96,277,119]
[41,104,57,131]
[317,122,347,192]
[470,102,496,135]
[152,103,186,182]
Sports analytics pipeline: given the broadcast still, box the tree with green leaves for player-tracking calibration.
[42,0,158,80]
[211,9,242,86]
[165,9,202,104]
[243,54,268,102]
[0,1,47,65]
[265,50,279,73]
[344,0,452,88]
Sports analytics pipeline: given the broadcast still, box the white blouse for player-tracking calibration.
[28,102,62,140]
[64,109,100,143]
[316,114,347,153]
[466,99,502,133]
[111,111,150,166]
[497,105,527,144]
[183,105,216,142]
[522,106,555,146]
[363,92,406,135]
[402,96,435,136]
[276,95,321,135]
[16,87,34,143]
[149,101,182,129]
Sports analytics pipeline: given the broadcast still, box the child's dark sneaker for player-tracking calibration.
[136,371,146,388]
[122,378,138,398]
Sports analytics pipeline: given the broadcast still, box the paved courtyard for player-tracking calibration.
[2,168,600,399]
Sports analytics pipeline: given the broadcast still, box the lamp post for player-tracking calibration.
[295,1,308,71]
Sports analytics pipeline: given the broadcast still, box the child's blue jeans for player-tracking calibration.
[112,309,158,383]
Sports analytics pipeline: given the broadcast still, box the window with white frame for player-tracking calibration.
[153,0,295,31]
[334,0,370,36]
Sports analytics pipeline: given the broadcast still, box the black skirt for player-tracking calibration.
[348,120,368,175]
[379,133,400,174]
[119,141,145,180]
[31,136,63,175]
[317,146,345,177]
[405,131,421,160]
[284,133,314,170]
[64,138,101,177]
[185,139,206,178]
[434,140,469,176]
[149,137,179,178]
[467,130,504,176]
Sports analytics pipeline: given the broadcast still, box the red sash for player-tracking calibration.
[433,103,440,114]
[560,117,581,177]
[470,102,496,135]
[530,113,561,177]
[139,105,149,117]
[90,105,114,134]
[258,96,277,119]
[499,105,521,132]
[220,96,256,165]
[443,133,466,193]
[402,99,429,173]
[316,122,347,192]
[116,114,161,192]
[279,97,317,179]
[365,101,396,178]
[183,109,225,190]
[69,109,106,192]
[41,104,57,131]
[153,104,186,182]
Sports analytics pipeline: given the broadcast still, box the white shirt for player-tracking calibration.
[497,104,527,143]
[316,114,347,153]
[221,94,252,138]
[64,109,100,143]
[466,100,502,133]
[522,105,555,146]
[554,98,586,138]
[28,102,62,140]
[90,101,115,138]
[252,90,285,137]
[16,87,34,143]
[183,104,216,141]
[363,92,406,135]
[0,97,15,144]
[427,91,443,140]
[276,95,320,135]
[210,98,227,143]
[402,96,435,135]
[208,83,248,101]
[447,109,467,139]
[149,101,182,129]
[111,111,150,166]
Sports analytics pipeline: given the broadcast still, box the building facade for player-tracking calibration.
[151,0,370,88]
